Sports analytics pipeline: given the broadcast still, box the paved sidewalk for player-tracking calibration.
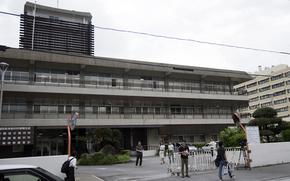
[76,156,290,181]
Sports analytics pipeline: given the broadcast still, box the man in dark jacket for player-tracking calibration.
[178,141,190,178]
[217,141,233,181]
[135,141,144,166]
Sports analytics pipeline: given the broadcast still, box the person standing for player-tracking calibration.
[66,151,77,181]
[135,141,144,166]
[178,141,190,178]
[159,142,165,164]
[168,142,174,164]
[217,141,233,181]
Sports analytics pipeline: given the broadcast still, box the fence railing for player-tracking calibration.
[4,76,235,95]
[163,147,243,174]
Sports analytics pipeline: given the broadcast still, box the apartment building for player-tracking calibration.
[20,2,94,55]
[234,64,290,120]
[0,47,251,157]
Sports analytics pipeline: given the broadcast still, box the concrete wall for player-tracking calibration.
[226,142,290,167]
[249,142,290,167]
[0,155,68,179]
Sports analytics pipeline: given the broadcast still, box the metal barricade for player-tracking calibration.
[167,150,216,176]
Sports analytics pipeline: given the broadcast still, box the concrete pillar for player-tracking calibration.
[79,65,85,88]
[29,60,35,84]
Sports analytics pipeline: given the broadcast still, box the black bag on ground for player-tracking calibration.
[61,158,73,173]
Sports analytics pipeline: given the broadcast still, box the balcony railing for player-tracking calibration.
[2,111,235,120]
[4,74,234,95]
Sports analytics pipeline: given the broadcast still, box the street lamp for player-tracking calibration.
[0,62,9,120]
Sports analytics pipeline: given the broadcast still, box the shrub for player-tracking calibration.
[282,129,290,141]
[78,150,131,165]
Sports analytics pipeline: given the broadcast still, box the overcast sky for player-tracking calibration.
[0,0,289,73]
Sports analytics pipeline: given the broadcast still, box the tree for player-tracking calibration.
[81,128,123,153]
[219,127,246,147]
[248,107,287,142]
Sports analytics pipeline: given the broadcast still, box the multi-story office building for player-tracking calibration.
[19,2,94,55]
[0,47,251,157]
[234,64,290,120]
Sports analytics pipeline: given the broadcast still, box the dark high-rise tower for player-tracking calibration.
[20,2,94,55]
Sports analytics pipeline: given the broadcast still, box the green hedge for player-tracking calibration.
[78,150,131,165]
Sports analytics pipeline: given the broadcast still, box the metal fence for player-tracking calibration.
[164,148,242,175]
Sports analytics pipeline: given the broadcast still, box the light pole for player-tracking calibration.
[0,62,9,120]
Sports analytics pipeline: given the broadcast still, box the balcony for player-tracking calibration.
[3,72,247,100]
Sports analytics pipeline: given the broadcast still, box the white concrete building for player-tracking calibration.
[234,64,290,121]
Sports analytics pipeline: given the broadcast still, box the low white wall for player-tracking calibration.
[249,142,290,167]
[0,155,68,179]
[226,142,290,168]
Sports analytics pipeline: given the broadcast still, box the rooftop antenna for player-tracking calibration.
[57,0,59,8]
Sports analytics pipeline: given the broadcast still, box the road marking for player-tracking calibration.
[92,174,105,181]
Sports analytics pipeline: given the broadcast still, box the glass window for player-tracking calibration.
[58,105,64,113]
[272,82,285,89]
[258,78,269,85]
[3,172,47,181]
[33,105,40,113]
[66,105,72,114]
[271,73,284,81]
[112,79,117,87]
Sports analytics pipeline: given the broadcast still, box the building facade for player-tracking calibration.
[234,64,290,120]
[19,2,94,55]
[0,48,251,157]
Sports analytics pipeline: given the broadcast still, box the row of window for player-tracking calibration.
[4,71,233,94]
[3,104,233,115]
[249,104,289,113]
[245,71,290,88]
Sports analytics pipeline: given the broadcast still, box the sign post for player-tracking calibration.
[232,112,252,169]
[67,112,79,156]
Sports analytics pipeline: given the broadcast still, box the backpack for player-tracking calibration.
[61,158,73,173]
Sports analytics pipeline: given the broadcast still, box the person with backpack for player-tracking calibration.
[63,151,77,181]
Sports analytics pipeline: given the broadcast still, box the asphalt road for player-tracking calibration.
[76,156,290,181]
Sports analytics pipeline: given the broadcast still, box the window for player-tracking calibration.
[274,98,287,105]
[119,107,124,114]
[33,105,40,113]
[153,81,157,89]
[112,79,117,87]
[91,106,97,114]
[249,97,259,103]
[136,107,142,114]
[273,90,286,97]
[271,73,284,81]
[248,90,258,95]
[261,102,272,108]
[246,82,257,88]
[276,107,288,113]
[259,86,270,92]
[58,105,64,113]
[199,135,205,142]
[260,94,272,100]
[258,78,270,85]
[250,104,260,110]
[66,105,72,114]
[2,171,48,181]
[106,106,111,114]
[272,82,285,89]
[285,71,290,77]
[143,107,148,114]
[155,107,161,114]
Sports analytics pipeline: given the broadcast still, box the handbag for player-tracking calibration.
[214,158,220,167]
